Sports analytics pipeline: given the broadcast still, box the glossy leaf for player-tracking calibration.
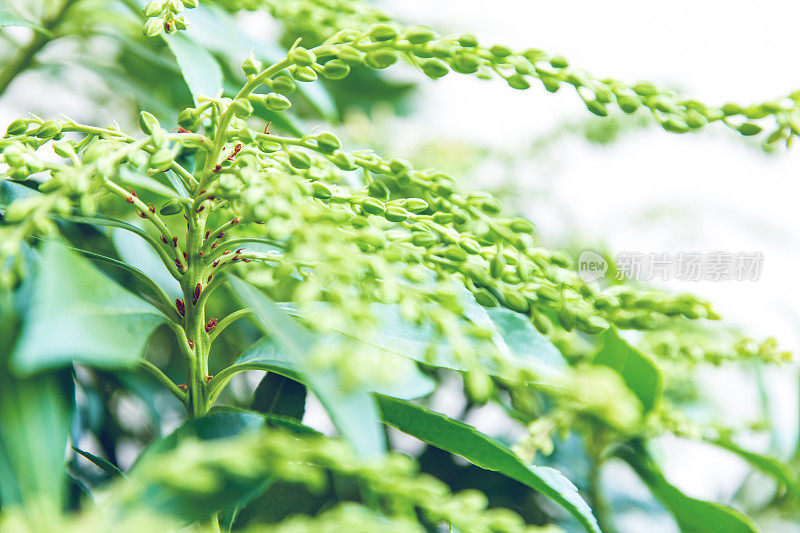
[592,328,662,413]
[710,438,800,499]
[0,278,72,512]
[376,396,601,533]
[72,446,123,479]
[164,33,223,103]
[619,441,759,533]
[229,276,386,459]
[252,372,306,421]
[12,241,167,374]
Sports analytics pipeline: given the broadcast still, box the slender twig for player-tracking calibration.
[139,359,187,403]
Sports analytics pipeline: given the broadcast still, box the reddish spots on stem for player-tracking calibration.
[125,196,134,204]
[173,257,182,269]
[196,205,205,213]
[213,164,221,173]
[211,242,218,249]
[126,187,137,197]
[205,318,217,333]
[148,203,155,213]
[138,211,148,219]
[212,259,219,267]
[193,283,202,305]
[231,217,241,224]
[172,236,178,247]
[205,230,210,240]
[178,384,188,391]
[183,251,188,261]
[187,339,194,349]
[174,127,190,133]
[175,298,185,317]
[223,250,230,255]
[235,248,244,254]
[264,122,271,134]
[205,375,213,382]
[164,21,171,32]
[161,236,169,245]
[198,251,205,257]
[217,232,225,239]
[227,143,242,161]
[207,274,213,283]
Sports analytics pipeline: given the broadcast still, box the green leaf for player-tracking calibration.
[12,241,167,374]
[164,33,223,103]
[111,227,181,299]
[252,372,306,421]
[0,282,72,512]
[592,328,661,413]
[72,446,123,479]
[132,410,276,522]
[238,337,435,401]
[0,7,48,34]
[278,302,565,378]
[709,438,800,499]
[618,441,759,533]
[376,396,601,533]
[229,276,386,459]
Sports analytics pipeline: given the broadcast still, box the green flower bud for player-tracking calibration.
[241,50,263,76]
[662,117,689,133]
[459,238,481,255]
[159,198,183,215]
[540,75,560,93]
[489,44,512,57]
[172,16,186,31]
[177,108,194,127]
[490,254,505,278]
[721,103,745,116]
[585,100,608,117]
[311,181,333,199]
[287,149,311,169]
[329,150,357,170]
[314,132,341,153]
[474,288,498,307]
[149,148,173,171]
[400,198,428,213]
[617,94,641,114]
[421,58,449,79]
[231,98,253,118]
[265,92,291,111]
[337,46,366,65]
[143,17,164,37]
[367,23,398,41]
[451,53,480,74]
[737,122,762,136]
[441,245,467,262]
[143,1,164,17]
[457,34,478,47]
[502,290,529,313]
[290,65,317,82]
[433,212,454,223]
[182,0,197,7]
[365,49,398,69]
[384,206,411,222]
[465,370,492,403]
[402,25,436,44]
[321,59,350,80]
[530,312,551,334]
[684,109,708,128]
[411,232,437,247]
[577,315,609,334]
[507,74,530,90]
[52,141,76,159]
[509,217,534,233]
[5,119,27,135]
[361,197,386,215]
[35,120,62,139]
[289,46,316,67]
[270,74,296,95]
[37,179,60,193]
[368,180,389,199]
[138,111,160,135]
[549,56,569,69]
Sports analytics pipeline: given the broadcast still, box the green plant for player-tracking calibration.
[0,1,797,532]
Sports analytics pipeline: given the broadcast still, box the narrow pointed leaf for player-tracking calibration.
[376,395,600,533]
[592,328,661,413]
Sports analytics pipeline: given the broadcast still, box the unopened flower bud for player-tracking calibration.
[270,74,296,95]
[314,132,341,153]
[138,111,160,135]
[287,149,311,169]
[421,58,449,79]
[290,65,317,82]
[265,92,291,111]
[35,120,62,139]
[5,119,27,135]
[289,46,316,67]
[241,50,262,76]
[364,49,398,69]
[402,26,436,44]
[321,59,350,80]
[367,23,398,41]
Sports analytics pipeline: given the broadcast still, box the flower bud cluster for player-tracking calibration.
[142,0,196,37]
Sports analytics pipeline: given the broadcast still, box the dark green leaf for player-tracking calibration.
[592,328,661,413]
[618,441,759,533]
[12,241,167,374]
[252,372,306,420]
[72,446,123,479]
[229,276,386,459]
[377,396,600,533]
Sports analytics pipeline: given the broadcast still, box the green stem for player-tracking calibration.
[0,0,78,96]
[139,359,187,402]
[587,443,617,533]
